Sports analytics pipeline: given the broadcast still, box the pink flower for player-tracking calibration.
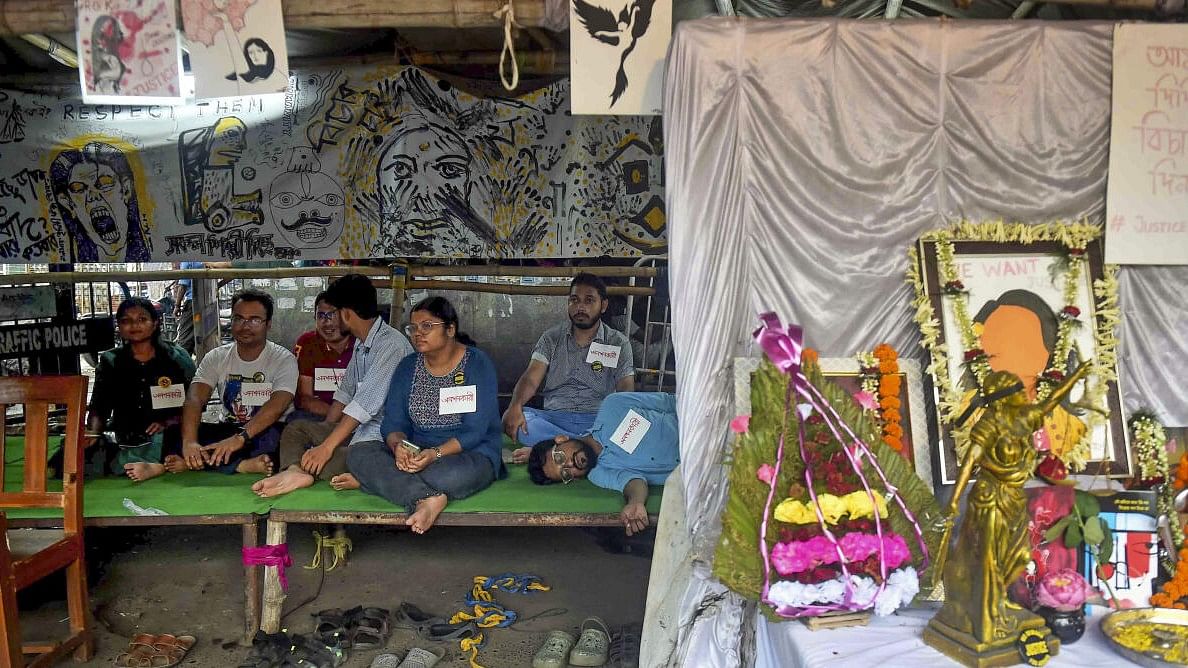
[730,414,751,433]
[853,391,878,411]
[1035,568,1093,612]
[771,541,813,575]
[756,464,776,485]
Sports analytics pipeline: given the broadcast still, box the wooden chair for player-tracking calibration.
[0,376,94,667]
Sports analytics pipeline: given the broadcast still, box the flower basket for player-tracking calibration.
[713,313,945,621]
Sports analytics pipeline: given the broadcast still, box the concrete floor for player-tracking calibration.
[19,523,653,667]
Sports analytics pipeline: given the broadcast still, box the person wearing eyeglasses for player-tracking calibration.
[254,274,413,498]
[527,392,678,536]
[80,297,195,482]
[163,288,297,475]
[289,291,355,423]
[342,296,505,534]
[504,273,635,463]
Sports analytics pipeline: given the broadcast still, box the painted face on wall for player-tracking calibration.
[60,161,130,259]
[247,42,268,66]
[209,117,247,168]
[269,169,345,248]
[376,123,473,226]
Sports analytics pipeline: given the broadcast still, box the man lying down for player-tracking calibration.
[525,392,679,536]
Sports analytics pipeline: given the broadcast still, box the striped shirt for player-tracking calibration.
[531,321,633,413]
[333,318,414,444]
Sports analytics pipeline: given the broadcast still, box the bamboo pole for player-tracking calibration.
[0,266,389,287]
[407,279,654,296]
[0,0,549,36]
[410,265,659,278]
[259,519,288,634]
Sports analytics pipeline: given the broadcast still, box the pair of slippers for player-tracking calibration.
[533,617,611,668]
[368,646,446,668]
[391,602,479,643]
[239,630,345,668]
[313,606,391,650]
[116,633,196,667]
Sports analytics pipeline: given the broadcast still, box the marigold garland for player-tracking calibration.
[1152,546,1188,609]
[906,220,1119,473]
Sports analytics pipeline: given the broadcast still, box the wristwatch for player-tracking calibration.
[237,427,252,445]
[433,447,443,460]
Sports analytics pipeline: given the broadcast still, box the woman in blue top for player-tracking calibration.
[347,296,505,533]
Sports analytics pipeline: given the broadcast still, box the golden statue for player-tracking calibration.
[924,364,1090,667]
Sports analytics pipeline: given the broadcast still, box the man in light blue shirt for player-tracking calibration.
[527,392,678,535]
[254,274,412,497]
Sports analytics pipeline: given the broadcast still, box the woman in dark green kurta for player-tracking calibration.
[87,297,195,481]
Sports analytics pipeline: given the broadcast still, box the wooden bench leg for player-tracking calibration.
[65,559,94,662]
[243,516,261,645]
[259,519,288,634]
[1,565,24,667]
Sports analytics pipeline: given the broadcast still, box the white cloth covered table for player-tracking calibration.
[755,605,1141,667]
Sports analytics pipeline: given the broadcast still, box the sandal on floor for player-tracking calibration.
[116,633,161,667]
[348,606,391,650]
[421,619,478,643]
[369,653,402,668]
[397,646,446,668]
[532,629,575,668]
[282,634,345,668]
[569,617,610,667]
[311,607,353,649]
[151,633,197,667]
[392,602,446,632]
[239,631,291,668]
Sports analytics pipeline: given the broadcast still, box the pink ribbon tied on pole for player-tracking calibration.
[243,544,293,591]
[752,312,930,617]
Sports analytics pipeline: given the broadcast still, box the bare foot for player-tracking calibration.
[163,454,188,473]
[405,494,448,534]
[237,454,274,475]
[124,462,166,482]
[252,466,314,497]
[329,473,360,491]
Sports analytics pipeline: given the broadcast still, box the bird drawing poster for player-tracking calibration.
[570,0,670,115]
[76,0,184,104]
[181,0,290,99]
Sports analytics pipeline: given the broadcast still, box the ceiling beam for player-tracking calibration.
[0,0,547,37]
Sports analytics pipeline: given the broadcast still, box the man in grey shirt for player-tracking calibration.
[505,273,634,463]
[253,274,413,497]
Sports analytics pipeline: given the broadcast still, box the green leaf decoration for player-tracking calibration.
[1043,516,1071,543]
[1074,490,1100,519]
[1083,515,1105,546]
[1099,528,1114,565]
[713,357,945,621]
[1064,520,1083,549]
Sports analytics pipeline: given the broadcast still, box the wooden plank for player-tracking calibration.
[0,0,547,36]
[259,519,288,634]
[0,492,61,508]
[21,402,47,494]
[242,518,260,645]
[0,514,25,668]
[5,514,257,529]
[801,611,872,631]
[268,509,658,527]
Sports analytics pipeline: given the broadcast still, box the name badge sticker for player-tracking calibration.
[150,385,185,409]
[586,342,621,369]
[314,367,346,392]
[240,382,273,407]
[439,385,478,415]
[610,409,651,454]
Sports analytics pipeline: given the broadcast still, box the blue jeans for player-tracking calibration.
[518,408,597,446]
[346,440,495,512]
[163,422,281,474]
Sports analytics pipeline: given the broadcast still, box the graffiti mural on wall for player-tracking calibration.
[0,65,665,262]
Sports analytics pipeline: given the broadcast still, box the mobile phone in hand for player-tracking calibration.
[402,439,422,454]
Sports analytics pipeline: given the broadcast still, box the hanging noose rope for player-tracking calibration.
[494,1,520,91]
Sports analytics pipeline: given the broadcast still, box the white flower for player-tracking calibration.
[872,567,920,616]
[848,574,879,608]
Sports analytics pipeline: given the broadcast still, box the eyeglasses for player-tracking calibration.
[231,315,269,327]
[403,321,446,336]
[551,446,575,484]
[315,310,338,322]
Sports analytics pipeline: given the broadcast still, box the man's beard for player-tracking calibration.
[570,312,600,330]
[576,440,599,472]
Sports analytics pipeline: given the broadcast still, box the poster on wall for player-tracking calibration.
[1105,23,1188,265]
[0,66,666,263]
[181,0,289,98]
[570,0,671,115]
[76,0,184,104]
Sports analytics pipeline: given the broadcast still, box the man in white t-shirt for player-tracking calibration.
[163,288,298,475]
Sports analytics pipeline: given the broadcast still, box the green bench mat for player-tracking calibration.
[3,436,663,520]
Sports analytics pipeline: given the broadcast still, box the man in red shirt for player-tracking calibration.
[290,291,354,423]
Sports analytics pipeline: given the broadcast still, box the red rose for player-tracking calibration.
[964,349,985,362]
[1042,369,1065,382]
[1068,247,1086,256]
[1037,454,1069,482]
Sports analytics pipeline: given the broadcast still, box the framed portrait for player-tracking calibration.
[733,355,935,491]
[910,225,1130,485]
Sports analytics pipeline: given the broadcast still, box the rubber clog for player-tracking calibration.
[569,617,610,666]
[532,630,575,668]
[396,646,446,668]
